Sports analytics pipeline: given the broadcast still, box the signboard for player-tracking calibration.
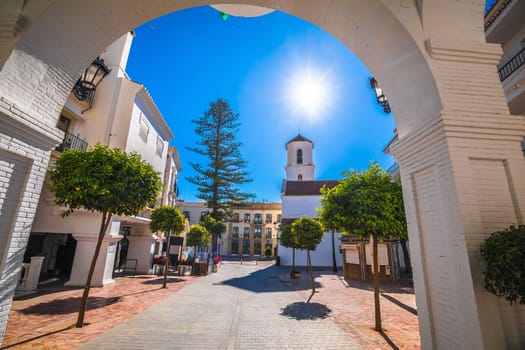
[170,236,184,246]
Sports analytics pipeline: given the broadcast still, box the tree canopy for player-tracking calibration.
[318,162,406,239]
[186,224,212,249]
[292,217,324,251]
[50,143,162,217]
[150,205,186,236]
[480,225,525,305]
[186,98,253,220]
[201,213,227,240]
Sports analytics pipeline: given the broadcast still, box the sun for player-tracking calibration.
[285,65,334,123]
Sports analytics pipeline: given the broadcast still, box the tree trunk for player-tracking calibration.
[162,230,171,288]
[76,210,112,328]
[372,233,382,331]
[400,238,411,274]
[291,247,296,277]
[331,230,337,273]
[307,250,315,300]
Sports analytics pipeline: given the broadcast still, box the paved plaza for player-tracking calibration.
[2,262,420,349]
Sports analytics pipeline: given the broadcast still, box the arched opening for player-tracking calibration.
[1,1,524,349]
[296,149,303,165]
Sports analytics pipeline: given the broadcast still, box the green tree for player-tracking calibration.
[200,213,227,257]
[318,162,407,331]
[150,206,186,288]
[480,225,525,305]
[292,217,324,301]
[49,144,161,328]
[280,223,299,277]
[186,98,253,251]
[186,224,212,261]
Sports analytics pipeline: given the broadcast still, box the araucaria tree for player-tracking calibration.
[318,162,407,332]
[186,98,253,252]
[150,206,186,288]
[292,217,324,301]
[49,144,161,328]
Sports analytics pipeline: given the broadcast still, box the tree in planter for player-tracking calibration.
[200,213,227,258]
[292,217,324,301]
[264,246,272,257]
[480,225,525,305]
[318,162,407,331]
[186,98,254,253]
[280,223,299,277]
[49,144,161,328]
[186,224,212,273]
[149,206,186,288]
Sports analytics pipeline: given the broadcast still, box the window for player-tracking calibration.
[277,214,282,223]
[156,135,164,157]
[254,241,261,255]
[254,225,262,238]
[57,115,71,132]
[297,149,303,164]
[266,227,272,238]
[200,211,208,219]
[138,113,149,142]
[265,214,272,223]
[233,213,240,222]
[231,240,239,255]
[244,213,251,223]
[298,174,303,181]
[243,227,250,238]
[254,214,262,224]
[242,240,250,255]
[232,227,239,238]
[183,211,190,220]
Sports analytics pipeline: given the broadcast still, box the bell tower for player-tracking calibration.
[285,134,315,181]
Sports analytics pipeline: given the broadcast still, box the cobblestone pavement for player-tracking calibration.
[78,262,362,350]
[2,262,420,349]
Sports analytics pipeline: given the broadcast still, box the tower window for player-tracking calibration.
[298,174,303,181]
[297,149,303,164]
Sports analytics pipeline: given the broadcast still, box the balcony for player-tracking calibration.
[499,47,525,81]
[55,131,88,152]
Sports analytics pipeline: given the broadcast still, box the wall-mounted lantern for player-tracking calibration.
[369,77,391,114]
[72,57,111,112]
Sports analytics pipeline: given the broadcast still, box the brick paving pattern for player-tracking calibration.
[1,274,196,349]
[1,262,420,349]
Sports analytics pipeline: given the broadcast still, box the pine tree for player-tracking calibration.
[186,98,253,252]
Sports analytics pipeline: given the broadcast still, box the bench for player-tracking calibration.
[122,258,138,276]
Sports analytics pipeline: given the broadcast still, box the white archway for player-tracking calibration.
[0,1,524,348]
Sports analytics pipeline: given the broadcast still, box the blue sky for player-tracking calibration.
[126,6,398,203]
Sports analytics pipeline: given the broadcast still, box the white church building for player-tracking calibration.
[278,134,344,268]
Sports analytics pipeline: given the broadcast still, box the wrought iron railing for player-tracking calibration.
[55,131,88,152]
[498,47,525,81]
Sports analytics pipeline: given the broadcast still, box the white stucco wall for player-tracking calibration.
[278,231,343,267]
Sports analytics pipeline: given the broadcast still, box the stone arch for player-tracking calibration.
[1,1,525,349]
[0,0,442,139]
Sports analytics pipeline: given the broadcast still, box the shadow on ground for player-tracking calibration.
[280,301,331,320]
[19,296,122,315]
[141,277,185,285]
[220,265,321,293]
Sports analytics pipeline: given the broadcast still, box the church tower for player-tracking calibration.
[285,134,315,181]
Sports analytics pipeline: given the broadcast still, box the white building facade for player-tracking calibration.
[27,32,175,287]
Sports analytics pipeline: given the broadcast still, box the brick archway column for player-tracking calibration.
[390,40,525,350]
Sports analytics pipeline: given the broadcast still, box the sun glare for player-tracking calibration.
[285,65,334,124]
